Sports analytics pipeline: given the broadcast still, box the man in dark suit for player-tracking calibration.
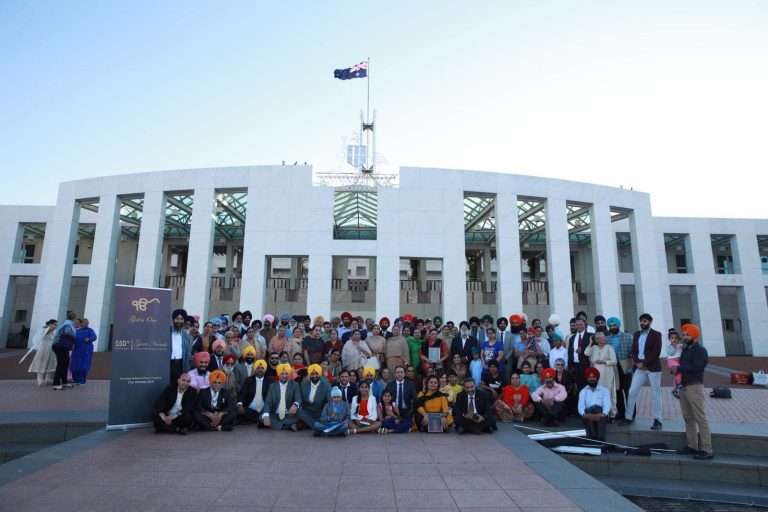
[170,308,193,381]
[262,363,302,431]
[567,318,593,390]
[453,377,496,434]
[450,321,478,364]
[208,339,226,372]
[337,370,358,404]
[152,372,197,434]
[193,370,236,431]
[384,365,417,420]
[236,359,271,425]
[619,313,664,430]
[297,364,332,429]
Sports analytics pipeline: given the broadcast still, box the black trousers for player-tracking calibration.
[193,411,236,430]
[52,346,70,386]
[153,412,192,432]
[455,414,496,434]
[239,408,265,425]
[170,359,183,382]
[616,365,634,419]
[583,417,608,441]
[535,401,567,424]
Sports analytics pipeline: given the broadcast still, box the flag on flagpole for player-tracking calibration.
[334,61,368,80]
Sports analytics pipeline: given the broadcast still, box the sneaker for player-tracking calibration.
[52,385,64,390]
[651,420,662,431]
[671,390,679,399]
[289,424,298,432]
[676,446,697,455]
[62,384,74,389]
[693,451,714,460]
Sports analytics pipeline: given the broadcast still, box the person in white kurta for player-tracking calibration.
[27,321,58,386]
[584,332,618,417]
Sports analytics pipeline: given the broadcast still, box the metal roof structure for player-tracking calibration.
[333,191,377,240]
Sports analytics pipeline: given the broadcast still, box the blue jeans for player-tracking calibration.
[313,421,348,436]
[382,417,412,433]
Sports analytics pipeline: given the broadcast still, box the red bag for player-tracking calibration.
[730,372,749,385]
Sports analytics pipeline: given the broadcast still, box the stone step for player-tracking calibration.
[0,422,102,444]
[563,451,768,488]
[598,474,768,507]
[0,442,56,464]
[604,429,768,457]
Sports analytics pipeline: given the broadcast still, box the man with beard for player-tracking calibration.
[235,346,258,391]
[237,359,271,425]
[170,308,192,381]
[337,311,353,339]
[672,324,713,459]
[379,317,393,339]
[578,367,611,441]
[260,314,276,344]
[531,368,568,427]
[567,318,593,390]
[451,320,478,365]
[263,363,302,431]
[594,315,608,334]
[606,316,633,419]
[188,351,211,390]
[194,370,236,431]
[297,364,331,429]
[153,372,196,435]
[209,339,226,372]
[265,352,280,381]
[619,313,663,430]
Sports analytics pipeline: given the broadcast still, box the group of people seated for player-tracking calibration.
[160,308,638,441]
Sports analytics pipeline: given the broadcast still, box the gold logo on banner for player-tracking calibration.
[132,297,160,312]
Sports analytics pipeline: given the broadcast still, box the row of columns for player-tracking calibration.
[32,186,741,354]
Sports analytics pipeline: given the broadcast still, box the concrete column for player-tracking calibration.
[375,256,399,320]
[375,187,400,320]
[239,235,266,316]
[30,192,79,332]
[688,231,725,356]
[289,256,299,289]
[733,233,768,355]
[483,247,492,291]
[442,188,468,324]
[590,202,622,317]
[183,186,216,321]
[496,192,522,317]
[368,257,376,291]
[628,203,667,331]
[134,190,165,288]
[83,194,121,351]
[417,259,428,291]
[224,244,234,282]
[307,253,332,320]
[332,257,348,290]
[545,198,573,324]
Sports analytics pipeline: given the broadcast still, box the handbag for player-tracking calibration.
[710,387,732,399]
[753,371,768,386]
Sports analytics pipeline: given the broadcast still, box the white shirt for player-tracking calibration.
[171,330,182,359]
[168,390,184,415]
[210,390,220,408]
[549,346,568,369]
[277,382,288,419]
[309,382,319,403]
[249,377,265,412]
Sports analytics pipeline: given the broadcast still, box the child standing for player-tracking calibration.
[469,346,484,387]
[666,328,683,398]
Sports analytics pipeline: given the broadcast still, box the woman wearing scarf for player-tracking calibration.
[364,324,386,370]
[192,322,216,355]
[413,375,452,432]
[27,320,58,386]
[405,326,423,375]
[285,326,305,360]
[268,326,289,355]
[496,372,535,423]
[341,330,371,372]
[584,332,618,418]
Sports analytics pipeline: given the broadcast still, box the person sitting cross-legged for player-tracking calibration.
[262,363,302,431]
[153,372,197,434]
[453,377,497,435]
[312,387,350,437]
[578,367,611,441]
[193,370,236,431]
[297,364,331,429]
[532,368,568,427]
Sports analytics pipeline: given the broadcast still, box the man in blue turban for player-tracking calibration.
[606,316,633,420]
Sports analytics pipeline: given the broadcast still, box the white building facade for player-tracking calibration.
[1,165,766,357]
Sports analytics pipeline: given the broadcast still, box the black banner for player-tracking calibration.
[108,285,171,429]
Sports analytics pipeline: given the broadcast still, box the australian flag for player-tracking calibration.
[334,61,367,80]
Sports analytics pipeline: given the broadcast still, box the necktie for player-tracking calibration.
[469,395,475,414]
[277,384,287,419]
[398,382,404,409]
[211,391,219,409]
[255,379,264,411]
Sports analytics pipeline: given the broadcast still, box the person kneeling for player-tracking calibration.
[453,378,496,435]
[193,370,236,431]
[578,367,611,441]
[313,387,350,437]
[153,372,196,434]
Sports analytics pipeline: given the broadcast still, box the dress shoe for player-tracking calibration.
[457,426,465,435]
[693,451,714,460]
[313,431,321,437]
[676,446,697,455]
[222,425,233,432]
[651,420,662,431]
[617,418,633,426]
[177,427,188,435]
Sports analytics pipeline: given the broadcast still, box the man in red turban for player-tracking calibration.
[531,368,567,427]
[671,323,712,459]
[578,367,611,440]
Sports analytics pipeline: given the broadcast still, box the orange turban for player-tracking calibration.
[681,323,701,341]
[307,364,322,376]
[509,314,523,325]
[541,368,557,379]
[209,370,226,385]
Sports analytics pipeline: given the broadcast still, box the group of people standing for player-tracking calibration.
[26,311,97,389]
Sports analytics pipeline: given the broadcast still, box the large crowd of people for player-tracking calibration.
[160,307,712,459]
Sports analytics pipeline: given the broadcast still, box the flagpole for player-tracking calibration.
[366,57,370,124]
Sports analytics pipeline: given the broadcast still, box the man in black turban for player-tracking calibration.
[170,308,192,381]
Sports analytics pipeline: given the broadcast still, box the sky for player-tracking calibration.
[1,0,767,219]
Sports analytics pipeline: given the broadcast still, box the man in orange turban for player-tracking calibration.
[192,370,236,431]
[672,323,713,459]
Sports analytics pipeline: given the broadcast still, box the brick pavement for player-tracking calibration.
[634,386,768,423]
